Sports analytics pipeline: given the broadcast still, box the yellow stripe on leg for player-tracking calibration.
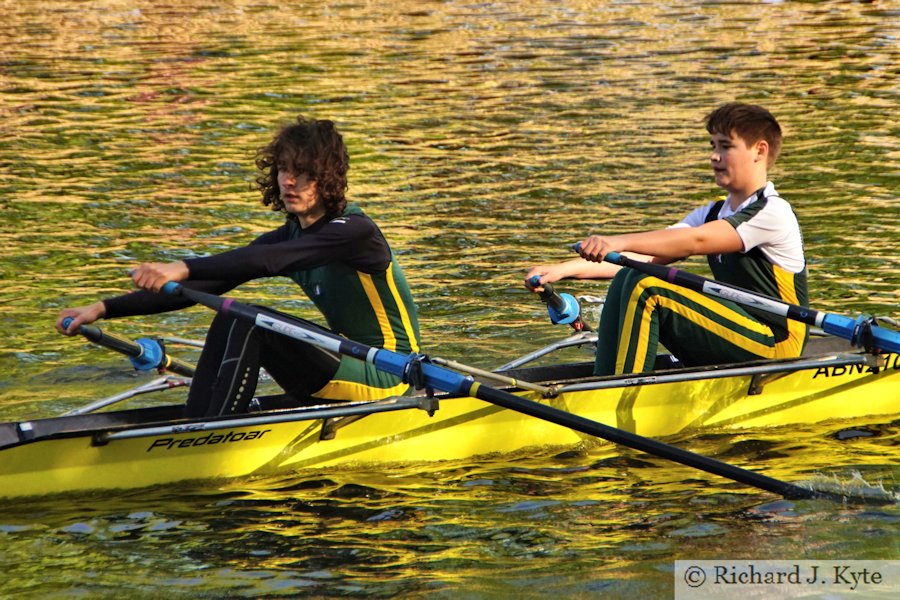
[616,276,776,375]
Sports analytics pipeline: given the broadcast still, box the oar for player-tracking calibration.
[159,282,870,504]
[62,317,196,377]
[570,244,900,354]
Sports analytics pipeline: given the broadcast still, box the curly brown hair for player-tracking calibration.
[705,103,782,168]
[255,116,349,220]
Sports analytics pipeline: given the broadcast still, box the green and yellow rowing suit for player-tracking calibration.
[103,204,421,414]
[594,183,808,376]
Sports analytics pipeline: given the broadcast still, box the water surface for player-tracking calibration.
[0,0,897,597]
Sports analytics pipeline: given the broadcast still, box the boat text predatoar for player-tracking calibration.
[62,317,196,377]
[160,282,869,504]
[576,246,900,354]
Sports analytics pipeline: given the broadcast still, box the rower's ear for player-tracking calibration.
[754,139,769,163]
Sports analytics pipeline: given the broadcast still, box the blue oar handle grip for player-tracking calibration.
[572,244,706,288]
[570,243,627,266]
[161,281,182,296]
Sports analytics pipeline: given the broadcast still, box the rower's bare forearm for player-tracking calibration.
[560,258,618,279]
[581,221,742,263]
[526,250,669,292]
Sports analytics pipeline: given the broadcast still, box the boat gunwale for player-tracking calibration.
[0,396,435,450]
[550,352,882,394]
[1,348,891,452]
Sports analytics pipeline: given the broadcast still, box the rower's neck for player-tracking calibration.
[728,180,768,210]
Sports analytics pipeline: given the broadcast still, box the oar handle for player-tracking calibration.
[62,317,195,377]
[527,276,589,331]
[528,275,567,311]
[63,317,140,357]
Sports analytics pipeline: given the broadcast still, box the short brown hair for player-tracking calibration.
[705,103,782,167]
[255,116,350,219]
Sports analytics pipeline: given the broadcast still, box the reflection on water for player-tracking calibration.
[1,417,897,597]
[0,0,897,596]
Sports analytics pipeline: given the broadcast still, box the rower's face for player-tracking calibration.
[709,130,761,194]
[278,164,323,223]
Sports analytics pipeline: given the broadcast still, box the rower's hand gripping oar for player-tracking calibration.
[160,281,881,504]
[528,275,591,332]
[571,244,900,354]
[61,317,195,377]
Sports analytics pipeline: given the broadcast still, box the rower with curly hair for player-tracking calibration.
[57,116,422,417]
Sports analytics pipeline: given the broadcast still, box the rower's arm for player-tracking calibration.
[525,251,656,289]
[579,220,742,263]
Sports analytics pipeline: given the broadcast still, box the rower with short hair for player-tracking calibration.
[526,102,808,375]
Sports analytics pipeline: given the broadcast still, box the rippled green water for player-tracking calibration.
[1,0,898,597]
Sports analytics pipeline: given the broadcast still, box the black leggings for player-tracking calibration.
[186,308,341,418]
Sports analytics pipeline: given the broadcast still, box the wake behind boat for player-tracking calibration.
[1,312,897,500]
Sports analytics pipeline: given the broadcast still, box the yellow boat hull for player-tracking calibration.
[1,352,897,499]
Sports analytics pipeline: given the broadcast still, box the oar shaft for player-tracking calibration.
[69,321,196,377]
[603,251,818,323]
[162,281,828,502]
[527,275,589,331]
[172,288,474,396]
[430,356,554,397]
[601,251,900,354]
[78,324,143,358]
[468,381,813,499]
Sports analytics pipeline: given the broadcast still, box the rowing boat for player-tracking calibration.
[1,327,896,500]
[3,256,898,501]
